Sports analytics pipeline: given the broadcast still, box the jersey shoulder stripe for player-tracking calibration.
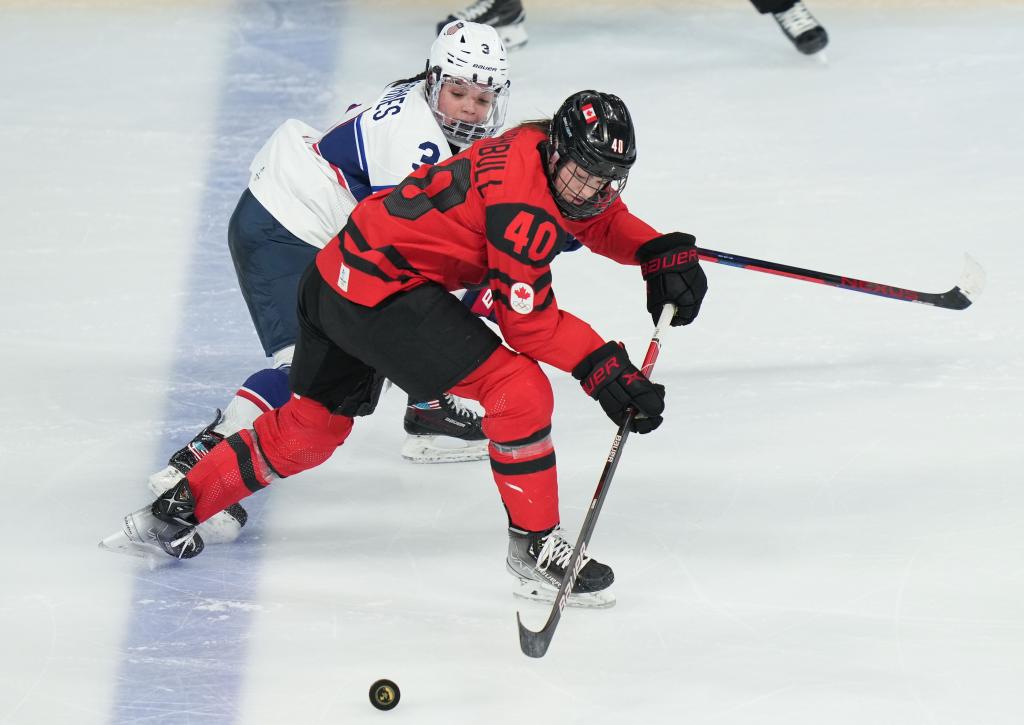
[317,114,373,201]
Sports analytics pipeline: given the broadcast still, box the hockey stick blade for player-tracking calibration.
[697,247,986,310]
[515,305,674,658]
[517,610,556,658]
[950,253,986,308]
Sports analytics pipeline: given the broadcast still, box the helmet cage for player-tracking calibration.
[548,149,629,220]
[425,73,510,145]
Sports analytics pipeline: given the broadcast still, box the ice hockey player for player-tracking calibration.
[147,21,513,545]
[103,90,708,609]
[437,0,828,56]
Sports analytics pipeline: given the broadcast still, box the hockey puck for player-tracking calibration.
[369,679,400,711]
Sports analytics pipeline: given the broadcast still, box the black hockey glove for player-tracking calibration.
[572,341,665,434]
[636,232,708,326]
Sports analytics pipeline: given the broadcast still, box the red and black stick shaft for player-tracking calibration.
[698,247,982,310]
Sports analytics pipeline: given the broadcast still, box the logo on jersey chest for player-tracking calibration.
[510,282,534,314]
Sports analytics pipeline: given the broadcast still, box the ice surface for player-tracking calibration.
[1,1,1022,723]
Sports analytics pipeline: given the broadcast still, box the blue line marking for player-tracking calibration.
[108,3,343,723]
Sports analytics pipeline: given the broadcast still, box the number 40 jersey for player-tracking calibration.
[247,79,455,250]
[316,125,661,374]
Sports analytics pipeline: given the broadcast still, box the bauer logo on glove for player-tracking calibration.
[572,341,665,434]
[637,232,708,327]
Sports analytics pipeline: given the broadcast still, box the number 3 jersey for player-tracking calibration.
[316,125,661,373]
[247,79,454,249]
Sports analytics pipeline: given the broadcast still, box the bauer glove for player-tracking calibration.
[637,232,708,326]
[572,341,665,434]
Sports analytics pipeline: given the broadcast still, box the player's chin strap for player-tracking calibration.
[515,303,675,658]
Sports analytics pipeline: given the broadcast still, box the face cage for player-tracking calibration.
[549,154,629,220]
[427,76,509,146]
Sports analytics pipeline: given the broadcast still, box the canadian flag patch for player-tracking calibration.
[581,103,598,124]
[509,282,534,314]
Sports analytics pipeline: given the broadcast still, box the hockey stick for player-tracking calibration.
[516,304,675,658]
[697,247,986,310]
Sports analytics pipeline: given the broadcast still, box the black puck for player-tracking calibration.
[369,679,400,711]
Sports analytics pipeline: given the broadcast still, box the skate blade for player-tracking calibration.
[98,529,167,567]
[512,578,616,609]
[400,436,488,464]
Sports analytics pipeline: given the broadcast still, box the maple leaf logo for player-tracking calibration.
[514,286,532,300]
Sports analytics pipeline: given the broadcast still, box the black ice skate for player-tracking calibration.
[437,0,528,50]
[506,526,616,608]
[773,1,829,56]
[147,409,247,543]
[401,394,489,464]
[100,479,204,560]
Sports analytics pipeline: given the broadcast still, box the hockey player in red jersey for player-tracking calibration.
[102,90,708,607]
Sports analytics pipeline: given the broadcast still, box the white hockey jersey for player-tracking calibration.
[247,80,454,249]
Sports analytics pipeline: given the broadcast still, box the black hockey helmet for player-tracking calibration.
[547,90,636,219]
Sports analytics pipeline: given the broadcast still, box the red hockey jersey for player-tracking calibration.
[315,125,658,373]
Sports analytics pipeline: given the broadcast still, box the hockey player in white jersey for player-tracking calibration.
[146,21,511,545]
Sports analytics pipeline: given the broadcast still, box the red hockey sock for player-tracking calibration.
[451,346,560,532]
[188,395,353,523]
[252,395,353,477]
[188,429,274,522]
[489,437,559,532]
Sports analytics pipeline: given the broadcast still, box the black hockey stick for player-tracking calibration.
[516,304,675,658]
[697,247,985,310]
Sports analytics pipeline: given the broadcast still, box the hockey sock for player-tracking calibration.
[188,395,353,522]
[450,347,559,531]
[490,431,558,532]
[251,394,353,478]
[215,367,292,437]
[188,428,277,522]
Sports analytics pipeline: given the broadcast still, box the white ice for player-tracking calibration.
[1,1,1022,723]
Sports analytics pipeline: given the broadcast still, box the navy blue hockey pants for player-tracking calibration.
[228,189,319,357]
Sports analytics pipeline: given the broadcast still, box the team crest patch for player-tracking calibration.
[510,282,534,314]
[581,103,598,124]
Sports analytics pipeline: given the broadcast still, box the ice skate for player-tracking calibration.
[773,1,829,56]
[437,0,528,50]
[401,394,488,463]
[100,479,204,561]
[506,526,616,608]
[147,409,247,543]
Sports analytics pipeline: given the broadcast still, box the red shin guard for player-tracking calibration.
[489,440,559,531]
[188,428,273,522]
[451,347,560,531]
[252,395,353,477]
[189,395,353,523]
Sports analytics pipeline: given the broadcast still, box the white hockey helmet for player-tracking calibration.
[426,20,511,145]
